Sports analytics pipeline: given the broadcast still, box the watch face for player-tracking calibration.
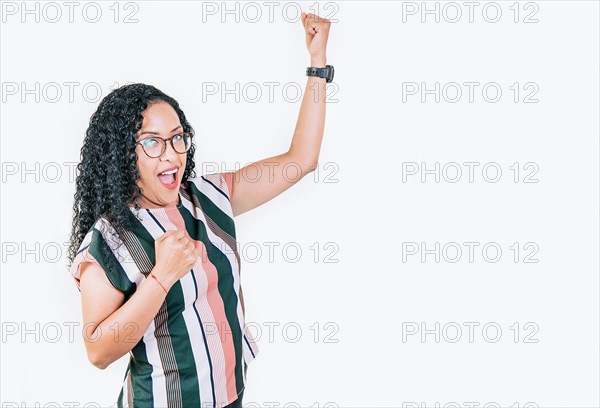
[327,65,334,82]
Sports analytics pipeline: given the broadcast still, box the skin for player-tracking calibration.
[132,100,187,209]
[79,12,332,369]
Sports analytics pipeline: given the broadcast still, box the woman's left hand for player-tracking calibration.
[301,11,331,64]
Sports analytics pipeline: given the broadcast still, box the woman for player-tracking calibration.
[66,12,332,408]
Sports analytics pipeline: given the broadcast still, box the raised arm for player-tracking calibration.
[230,12,332,217]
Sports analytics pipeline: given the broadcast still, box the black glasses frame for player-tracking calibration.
[135,132,194,158]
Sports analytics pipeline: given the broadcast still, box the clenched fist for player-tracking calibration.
[301,11,332,64]
[153,230,199,290]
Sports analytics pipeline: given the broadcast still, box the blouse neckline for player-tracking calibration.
[129,191,183,212]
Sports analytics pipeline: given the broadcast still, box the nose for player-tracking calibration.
[160,139,178,161]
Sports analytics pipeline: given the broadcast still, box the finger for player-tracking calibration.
[306,15,321,33]
[167,231,186,244]
[165,231,179,242]
[308,12,323,24]
[305,12,319,27]
[158,230,174,241]
[178,237,192,249]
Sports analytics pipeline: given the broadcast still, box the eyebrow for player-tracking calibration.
[138,125,182,137]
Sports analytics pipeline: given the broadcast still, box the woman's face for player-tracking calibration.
[133,100,187,208]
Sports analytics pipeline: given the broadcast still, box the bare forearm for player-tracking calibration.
[86,267,170,369]
[288,56,328,172]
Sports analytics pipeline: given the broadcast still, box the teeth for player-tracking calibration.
[159,169,177,176]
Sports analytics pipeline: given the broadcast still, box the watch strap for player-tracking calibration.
[306,65,334,83]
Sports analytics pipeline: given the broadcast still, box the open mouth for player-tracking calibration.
[157,167,178,188]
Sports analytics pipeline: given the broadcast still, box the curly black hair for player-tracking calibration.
[67,83,197,268]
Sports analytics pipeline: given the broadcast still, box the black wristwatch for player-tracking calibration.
[306,65,334,83]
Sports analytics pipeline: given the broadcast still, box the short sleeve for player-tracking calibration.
[198,172,234,201]
[68,220,136,297]
[221,171,235,199]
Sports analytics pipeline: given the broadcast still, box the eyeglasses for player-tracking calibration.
[135,132,193,158]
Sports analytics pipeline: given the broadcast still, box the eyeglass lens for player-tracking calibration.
[140,133,192,157]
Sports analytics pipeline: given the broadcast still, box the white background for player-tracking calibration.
[1,1,599,407]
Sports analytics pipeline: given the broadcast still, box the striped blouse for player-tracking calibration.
[68,172,259,408]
